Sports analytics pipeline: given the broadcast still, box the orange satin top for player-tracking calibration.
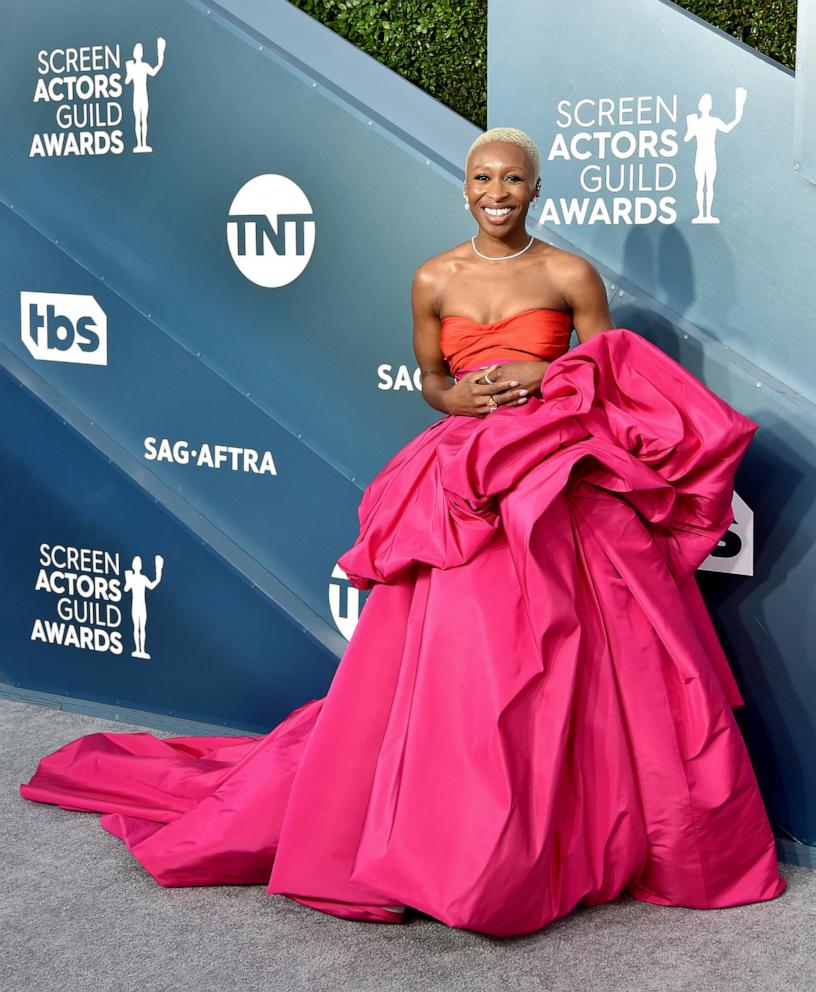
[440,307,573,378]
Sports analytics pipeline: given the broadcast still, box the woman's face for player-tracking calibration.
[464,141,538,234]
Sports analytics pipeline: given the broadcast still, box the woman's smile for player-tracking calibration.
[483,205,514,223]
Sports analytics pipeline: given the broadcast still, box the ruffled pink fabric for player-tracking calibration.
[20,328,786,936]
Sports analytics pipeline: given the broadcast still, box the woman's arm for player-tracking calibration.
[411,263,455,415]
[558,253,615,343]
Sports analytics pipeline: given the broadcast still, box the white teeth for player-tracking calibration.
[485,207,512,216]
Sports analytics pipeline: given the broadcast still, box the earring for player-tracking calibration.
[463,190,469,210]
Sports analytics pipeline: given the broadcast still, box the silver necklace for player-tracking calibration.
[471,233,534,261]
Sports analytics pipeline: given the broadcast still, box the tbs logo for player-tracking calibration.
[21,292,108,366]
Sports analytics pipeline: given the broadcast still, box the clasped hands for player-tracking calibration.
[443,361,550,418]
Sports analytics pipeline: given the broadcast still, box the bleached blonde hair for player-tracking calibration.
[465,127,541,185]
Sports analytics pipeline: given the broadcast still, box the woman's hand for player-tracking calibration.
[443,364,530,417]
[486,361,550,398]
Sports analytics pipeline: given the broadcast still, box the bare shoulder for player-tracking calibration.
[544,247,613,338]
[544,247,605,306]
[547,246,603,284]
[411,242,470,306]
[414,241,470,278]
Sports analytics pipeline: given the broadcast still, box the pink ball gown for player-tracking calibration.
[19,314,787,937]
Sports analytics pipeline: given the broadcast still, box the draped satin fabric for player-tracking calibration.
[19,323,786,937]
[440,306,572,376]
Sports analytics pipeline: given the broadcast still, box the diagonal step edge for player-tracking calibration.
[0,342,349,662]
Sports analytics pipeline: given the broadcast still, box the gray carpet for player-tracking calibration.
[2,698,812,992]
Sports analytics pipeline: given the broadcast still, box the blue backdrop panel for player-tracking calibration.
[1,206,363,627]
[490,0,816,854]
[794,1,816,182]
[0,361,339,733]
[491,0,816,849]
[489,0,816,852]
[0,0,474,484]
[490,0,816,405]
[0,0,479,730]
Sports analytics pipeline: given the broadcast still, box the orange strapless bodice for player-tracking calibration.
[440,307,573,378]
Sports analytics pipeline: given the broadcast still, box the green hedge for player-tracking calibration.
[288,0,796,129]
[289,0,487,124]
[681,1,796,69]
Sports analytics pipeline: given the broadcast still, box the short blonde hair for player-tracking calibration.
[466,127,541,185]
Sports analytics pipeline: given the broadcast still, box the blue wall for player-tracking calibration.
[490,0,816,849]
[0,0,479,729]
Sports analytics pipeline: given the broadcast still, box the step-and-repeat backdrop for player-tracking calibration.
[1,0,813,846]
[490,0,816,850]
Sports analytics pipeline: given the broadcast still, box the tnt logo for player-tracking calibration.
[329,564,368,641]
[226,174,316,288]
[20,292,108,366]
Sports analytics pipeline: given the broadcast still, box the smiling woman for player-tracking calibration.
[19,126,786,937]
[413,126,614,421]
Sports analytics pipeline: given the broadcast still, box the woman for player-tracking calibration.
[20,127,786,937]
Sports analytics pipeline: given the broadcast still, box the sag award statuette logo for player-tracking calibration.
[31,38,167,158]
[684,86,747,224]
[125,553,163,659]
[226,174,317,287]
[125,37,166,153]
[543,85,748,226]
[32,544,165,658]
